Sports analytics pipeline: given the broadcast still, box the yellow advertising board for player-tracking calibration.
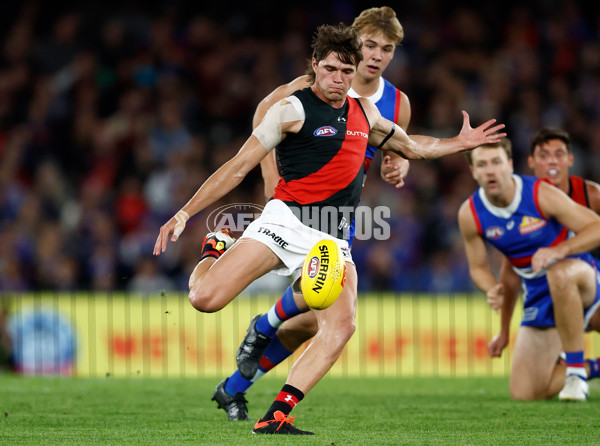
[4,293,600,377]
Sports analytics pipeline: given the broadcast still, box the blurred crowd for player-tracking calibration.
[1,1,600,293]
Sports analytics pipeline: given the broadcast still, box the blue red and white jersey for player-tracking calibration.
[348,77,403,172]
[469,174,598,327]
[345,77,403,246]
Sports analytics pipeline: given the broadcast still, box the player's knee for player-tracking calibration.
[546,262,571,288]
[510,389,533,401]
[188,286,224,313]
[509,379,549,401]
[322,317,355,348]
[509,381,535,401]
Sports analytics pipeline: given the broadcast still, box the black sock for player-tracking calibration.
[262,384,304,420]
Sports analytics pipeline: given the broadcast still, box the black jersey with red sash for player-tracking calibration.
[569,175,589,207]
[273,87,370,238]
[569,175,600,266]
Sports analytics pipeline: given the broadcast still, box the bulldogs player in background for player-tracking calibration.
[485,129,600,399]
[154,23,505,434]
[212,6,413,423]
[458,138,600,402]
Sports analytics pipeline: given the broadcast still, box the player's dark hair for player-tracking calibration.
[305,24,363,84]
[465,138,512,165]
[529,127,571,156]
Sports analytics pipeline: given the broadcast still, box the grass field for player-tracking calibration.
[1,375,599,445]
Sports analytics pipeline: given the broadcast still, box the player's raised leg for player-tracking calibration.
[188,237,282,313]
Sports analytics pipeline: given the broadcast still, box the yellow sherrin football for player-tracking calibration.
[300,239,347,310]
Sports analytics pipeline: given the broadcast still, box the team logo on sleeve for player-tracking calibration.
[314,126,338,137]
[519,216,547,235]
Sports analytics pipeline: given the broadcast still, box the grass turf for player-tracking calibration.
[0,375,598,445]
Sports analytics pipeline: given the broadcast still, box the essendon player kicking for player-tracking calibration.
[154,24,505,435]
[458,139,600,402]
[213,6,412,422]
[485,129,600,400]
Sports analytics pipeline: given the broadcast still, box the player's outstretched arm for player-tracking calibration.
[154,97,305,255]
[153,135,269,255]
[368,106,506,160]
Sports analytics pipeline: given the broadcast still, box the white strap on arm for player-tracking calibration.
[251,95,305,152]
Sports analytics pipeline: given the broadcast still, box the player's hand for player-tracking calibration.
[487,331,509,358]
[486,283,504,313]
[458,110,506,149]
[153,210,189,255]
[381,156,409,188]
[531,245,567,273]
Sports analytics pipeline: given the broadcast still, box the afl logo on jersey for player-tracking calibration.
[486,226,504,239]
[314,126,338,137]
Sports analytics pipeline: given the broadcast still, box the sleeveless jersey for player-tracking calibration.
[469,174,597,327]
[348,77,403,172]
[273,87,370,239]
[569,175,600,269]
[569,175,589,207]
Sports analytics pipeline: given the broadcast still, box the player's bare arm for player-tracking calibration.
[488,257,522,357]
[153,98,305,255]
[585,179,600,214]
[362,100,506,159]
[256,76,311,199]
[531,181,600,272]
[458,200,503,311]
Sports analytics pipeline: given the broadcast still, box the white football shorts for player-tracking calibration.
[239,199,353,289]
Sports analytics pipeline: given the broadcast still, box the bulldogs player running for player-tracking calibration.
[458,138,600,402]
[155,24,504,434]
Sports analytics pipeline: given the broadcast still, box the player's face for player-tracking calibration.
[527,139,573,191]
[470,147,514,201]
[357,31,396,82]
[312,52,357,106]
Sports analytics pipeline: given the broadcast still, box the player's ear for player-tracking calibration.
[311,58,318,73]
[527,155,535,170]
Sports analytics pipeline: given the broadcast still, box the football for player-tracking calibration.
[300,239,347,310]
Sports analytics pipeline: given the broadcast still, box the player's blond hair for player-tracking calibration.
[352,6,404,45]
